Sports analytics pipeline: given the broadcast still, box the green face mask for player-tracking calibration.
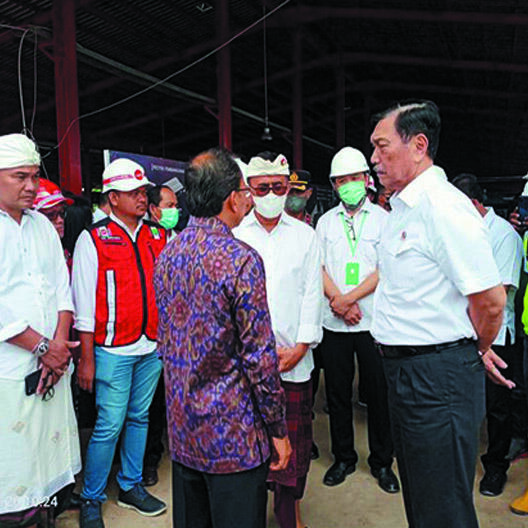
[159,207,180,230]
[285,195,309,214]
[337,180,366,207]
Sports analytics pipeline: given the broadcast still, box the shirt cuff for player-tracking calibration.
[57,302,75,313]
[296,324,323,348]
[0,319,29,343]
[268,419,288,439]
[73,316,95,333]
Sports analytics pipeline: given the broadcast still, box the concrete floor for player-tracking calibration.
[57,384,528,528]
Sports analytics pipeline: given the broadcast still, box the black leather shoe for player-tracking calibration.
[480,470,507,496]
[323,461,356,486]
[142,466,159,487]
[310,442,320,460]
[371,466,400,494]
[66,491,83,510]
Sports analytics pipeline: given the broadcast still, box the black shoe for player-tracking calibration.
[371,466,400,494]
[142,465,159,487]
[479,471,507,497]
[323,461,356,486]
[117,484,167,516]
[310,442,320,460]
[66,491,83,510]
[506,437,528,462]
[80,499,105,528]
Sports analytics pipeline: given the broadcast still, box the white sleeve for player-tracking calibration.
[296,232,323,347]
[49,222,74,313]
[0,303,29,342]
[72,230,98,332]
[493,229,522,289]
[429,199,501,296]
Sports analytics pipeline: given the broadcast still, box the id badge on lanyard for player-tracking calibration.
[341,211,367,287]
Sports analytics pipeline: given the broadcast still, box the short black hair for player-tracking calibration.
[373,100,441,160]
[99,191,109,207]
[255,151,279,162]
[451,173,484,203]
[147,184,172,207]
[185,148,241,217]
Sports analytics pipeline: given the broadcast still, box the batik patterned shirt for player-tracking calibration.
[154,215,287,474]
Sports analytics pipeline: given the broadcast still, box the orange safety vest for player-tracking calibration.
[89,218,167,347]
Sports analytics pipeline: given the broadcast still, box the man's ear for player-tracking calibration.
[413,133,429,160]
[149,203,158,219]
[108,190,119,207]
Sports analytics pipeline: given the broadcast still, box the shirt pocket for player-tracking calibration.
[380,236,422,289]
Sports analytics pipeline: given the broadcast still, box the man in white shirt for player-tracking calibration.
[0,133,81,525]
[316,146,399,493]
[73,159,167,528]
[370,100,510,528]
[453,173,523,497]
[234,152,323,528]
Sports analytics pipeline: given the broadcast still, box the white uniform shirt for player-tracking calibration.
[372,165,501,346]
[92,207,108,223]
[72,213,157,356]
[0,209,73,379]
[316,199,388,333]
[234,211,323,383]
[484,207,522,346]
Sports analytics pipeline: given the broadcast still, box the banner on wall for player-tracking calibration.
[103,150,186,193]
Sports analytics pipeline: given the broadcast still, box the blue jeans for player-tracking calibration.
[81,348,162,502]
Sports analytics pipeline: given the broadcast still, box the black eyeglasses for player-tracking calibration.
[42,209,66,222]
[249,182,288,197]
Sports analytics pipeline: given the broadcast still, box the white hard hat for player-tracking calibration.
[102,158,151,193]
[329,146,369,179]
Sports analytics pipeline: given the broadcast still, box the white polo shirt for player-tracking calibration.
[372,165,501,346]
[316,199,388,332]
[484,207,522,346]
[234,211,323,383]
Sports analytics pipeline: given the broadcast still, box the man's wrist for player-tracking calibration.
[31,336,50,357]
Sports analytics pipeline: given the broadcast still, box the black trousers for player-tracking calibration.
[322,329,393,470]
[383,342,485,528]
[144,372,166,468]
[481,334,520,474]
[172,460,269,528]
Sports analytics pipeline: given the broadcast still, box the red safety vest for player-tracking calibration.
[89,218,167,347]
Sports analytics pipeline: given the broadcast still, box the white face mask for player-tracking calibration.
[253,193,287,219]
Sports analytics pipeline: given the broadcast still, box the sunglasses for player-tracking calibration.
[249,182,288,197]
[42,209,66,222]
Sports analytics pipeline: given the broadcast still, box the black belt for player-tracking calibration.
[378,338,475,359]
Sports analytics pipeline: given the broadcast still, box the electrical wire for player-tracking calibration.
[29,28,38,134]
[262,3,269,130]
[42,0,291,158]
[17,27,31,134]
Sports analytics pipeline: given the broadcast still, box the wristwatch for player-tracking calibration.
[32,337,50,357]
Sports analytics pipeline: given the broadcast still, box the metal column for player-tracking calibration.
[217,0,232,150]
[292,27,303,168]
[52,0,82,194]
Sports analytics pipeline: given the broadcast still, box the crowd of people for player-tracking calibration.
[1,99,528,528]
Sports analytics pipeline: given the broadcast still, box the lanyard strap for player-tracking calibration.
[340,210,367,259]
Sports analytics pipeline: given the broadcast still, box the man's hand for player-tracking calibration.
[481,348,515,389]
[77,353,95,392]
[509,209,528,234]
[330,294,354,317]
[342,303,362,326]
[270,436,292,471]
[36,366,61,395]
[40,338,79,375]
[277,344,308,373]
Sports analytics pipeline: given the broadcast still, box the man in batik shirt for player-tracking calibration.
[154,148,290,528]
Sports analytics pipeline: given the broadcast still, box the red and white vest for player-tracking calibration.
[89,218,167,347]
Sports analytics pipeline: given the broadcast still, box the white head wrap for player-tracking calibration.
[247,154,289,178]
[0,134,40,169]
[234,157,249,184]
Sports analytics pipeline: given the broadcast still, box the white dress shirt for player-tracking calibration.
[234,211,323,383]
[0,209,73,379]
[316,199,388,332]
[484,207,522,346]
[72,213,156,356]
[92,207,108,223]
[372,165,501,346]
